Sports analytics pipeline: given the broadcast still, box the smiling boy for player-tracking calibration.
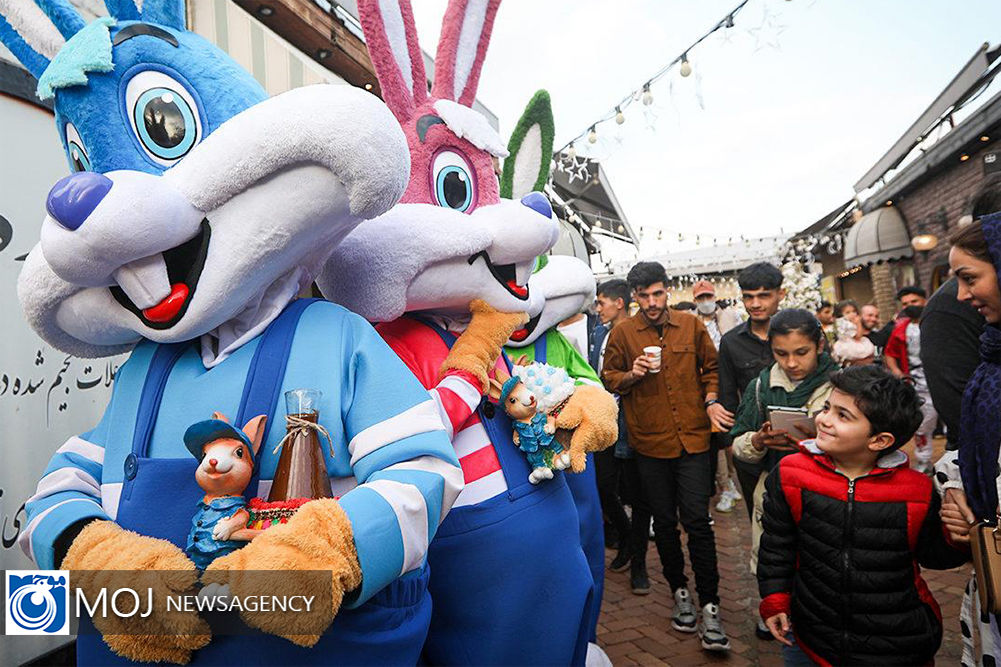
[756,365,966,666]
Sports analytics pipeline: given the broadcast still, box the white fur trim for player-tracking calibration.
[349,400,445,465]
[511,123,543,199]
[378,0,413,92]
[0,0,65,59]
[433,99,508,157]
[452,0,489,101]
[364,479,429,574]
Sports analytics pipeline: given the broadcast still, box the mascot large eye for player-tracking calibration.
[125,71,202,165]
[431,150,476,213]
[64,122,91,172]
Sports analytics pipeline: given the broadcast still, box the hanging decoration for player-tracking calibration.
[780,259,823,311]
[554,0,758,178]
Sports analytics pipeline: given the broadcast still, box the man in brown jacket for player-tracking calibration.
[602,261,730,653]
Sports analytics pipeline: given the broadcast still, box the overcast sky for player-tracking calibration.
[410,0,1001,264]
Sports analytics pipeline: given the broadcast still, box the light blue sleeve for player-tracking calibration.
[20,399,116,570]
[335,315,463,607]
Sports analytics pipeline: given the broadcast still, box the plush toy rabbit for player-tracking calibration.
[5,2,461,664]
[316,1,595,664]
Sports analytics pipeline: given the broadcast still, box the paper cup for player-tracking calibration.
[644,345,662,374]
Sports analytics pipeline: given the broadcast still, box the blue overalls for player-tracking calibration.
[76,300,433,665]
[185,496,248,570]
[417,321,594,666]
[534,337,606,645]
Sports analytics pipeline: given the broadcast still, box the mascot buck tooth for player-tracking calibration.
[5,1,465,664]
[318,2,617,664]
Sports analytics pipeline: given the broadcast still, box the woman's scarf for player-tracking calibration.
[730,352,839,438]
[959,214,1001,521]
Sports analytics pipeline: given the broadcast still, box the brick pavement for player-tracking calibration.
[596,439,972,666]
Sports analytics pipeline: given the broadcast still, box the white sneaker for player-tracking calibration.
[715,493,734,513]
[697,603,731,652]
[725,478,742,501]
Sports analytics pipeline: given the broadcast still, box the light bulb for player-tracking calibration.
[567,144,576,159]
[587,126,597,144]
[641,84,653,106]
[615,107,625,124]
[680,54,692,77]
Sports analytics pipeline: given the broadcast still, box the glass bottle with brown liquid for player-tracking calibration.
[268,389,334,501]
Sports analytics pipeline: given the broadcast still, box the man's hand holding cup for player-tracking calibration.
[643,346,662,374]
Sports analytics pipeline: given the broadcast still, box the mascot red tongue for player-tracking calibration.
[143,283,189,322]
[8,1,466,665]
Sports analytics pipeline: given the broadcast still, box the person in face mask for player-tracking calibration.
[692,281,743,513]
[884,287,936,472]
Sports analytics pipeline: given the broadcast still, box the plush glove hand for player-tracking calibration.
[440,299,528,392]
[554,384,619,472]
[202,498,361,647]
[62,521,210,665]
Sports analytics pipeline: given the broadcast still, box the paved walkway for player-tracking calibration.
[596,439,971,665]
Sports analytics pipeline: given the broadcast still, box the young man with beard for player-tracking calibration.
[717,262,785,641]
[602,262,730,652]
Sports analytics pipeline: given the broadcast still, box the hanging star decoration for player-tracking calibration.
[747,4,786,52]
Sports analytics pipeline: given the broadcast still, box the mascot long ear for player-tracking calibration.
[432,0,501,107]
[357,0,427,122]
[501,89,554,199]
[0,0,84,78]
[104,0,186,30]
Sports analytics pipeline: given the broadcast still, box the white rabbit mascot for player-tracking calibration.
[4,1,462,664]
[317,1,598,664]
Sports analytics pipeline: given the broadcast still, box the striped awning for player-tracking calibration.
[844,206,914,269]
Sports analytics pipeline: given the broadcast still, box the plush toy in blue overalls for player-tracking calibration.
[183,415,268,571]
[499,374,567,485]
[8,1,464,664]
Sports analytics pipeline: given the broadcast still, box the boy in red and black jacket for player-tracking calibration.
[757,365,966,666]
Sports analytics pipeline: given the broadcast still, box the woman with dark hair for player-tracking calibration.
[730,309,839,576]
[937,214,1001,665]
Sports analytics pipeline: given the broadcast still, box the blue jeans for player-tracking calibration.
[783,638,818,666]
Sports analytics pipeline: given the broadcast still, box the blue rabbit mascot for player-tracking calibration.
[4,1,464,664]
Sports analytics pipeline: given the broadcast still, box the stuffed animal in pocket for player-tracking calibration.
[491,363,575,484]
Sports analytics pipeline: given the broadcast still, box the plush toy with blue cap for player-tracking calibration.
[490,362,576,484]
[182,413,266,570]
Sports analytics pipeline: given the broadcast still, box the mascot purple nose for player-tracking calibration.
[521,191,553,218]
[45,172,113,231]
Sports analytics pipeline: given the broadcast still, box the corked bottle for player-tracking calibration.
[269,388,334,501]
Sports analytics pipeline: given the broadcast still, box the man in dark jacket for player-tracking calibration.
[757,366,965,665]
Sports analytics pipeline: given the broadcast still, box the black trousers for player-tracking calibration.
[594,447,631,547]
[634,450,719,607]
[620,456,650,564]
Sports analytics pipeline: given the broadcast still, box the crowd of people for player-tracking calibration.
[587,213,1001,663]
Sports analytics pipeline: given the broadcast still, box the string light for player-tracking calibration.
[679,53,692,77]
[553,0,753,156]
[567,143,577,159]
[587,125,598,144]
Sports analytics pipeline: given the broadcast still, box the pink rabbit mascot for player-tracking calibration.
[317,1,595,663]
